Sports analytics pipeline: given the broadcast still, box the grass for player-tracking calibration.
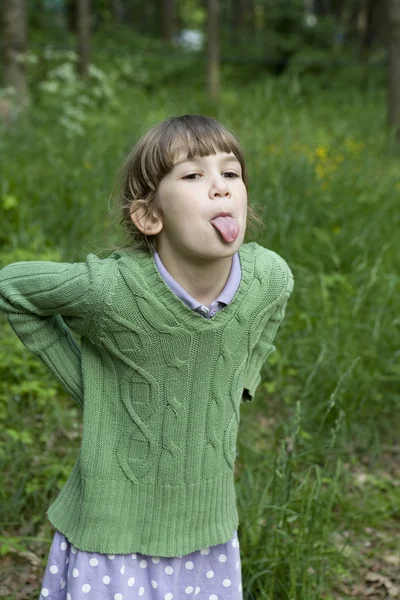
[0,59,399,599]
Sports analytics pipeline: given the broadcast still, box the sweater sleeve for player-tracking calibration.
[242,256,294,403]
[0,255,102,409]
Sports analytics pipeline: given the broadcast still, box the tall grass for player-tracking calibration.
[1,69,399,598]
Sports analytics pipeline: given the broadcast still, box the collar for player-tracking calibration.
[153,251,241,310]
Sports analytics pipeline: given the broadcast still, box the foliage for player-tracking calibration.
[0,40,399,598]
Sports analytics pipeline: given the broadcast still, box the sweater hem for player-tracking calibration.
[47,465,239,557]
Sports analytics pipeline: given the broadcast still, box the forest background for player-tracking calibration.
[0,1,399,599]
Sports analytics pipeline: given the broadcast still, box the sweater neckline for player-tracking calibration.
[117,243,259,330]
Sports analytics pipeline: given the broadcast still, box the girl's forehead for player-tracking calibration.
[172,151,239,167]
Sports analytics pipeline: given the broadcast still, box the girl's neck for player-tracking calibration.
[155,246,234,307]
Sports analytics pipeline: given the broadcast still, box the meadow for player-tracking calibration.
[0,52,399,599]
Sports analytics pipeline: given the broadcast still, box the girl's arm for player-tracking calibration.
[242,261,294,403]
[0,257,101,409]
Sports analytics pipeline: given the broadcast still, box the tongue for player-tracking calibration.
[210,216,240,243]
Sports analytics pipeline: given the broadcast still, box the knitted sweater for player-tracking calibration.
[0,242,294,557]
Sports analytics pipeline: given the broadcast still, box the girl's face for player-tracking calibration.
[154,152,248,261]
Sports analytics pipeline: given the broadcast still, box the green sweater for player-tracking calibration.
[0,242,294,557]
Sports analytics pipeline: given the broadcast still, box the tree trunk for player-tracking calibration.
[111,0,124,24]
[163,0,174,42]
[207,0,219,100]
[332,0,346,23]
[231,0,245,34]
[77,0,91,78]
[388,0,400,142]
[314,0,330,18]
[2,0,29,105]
[361,0,389,57]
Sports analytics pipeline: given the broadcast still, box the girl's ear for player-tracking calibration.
[129,200,163,235]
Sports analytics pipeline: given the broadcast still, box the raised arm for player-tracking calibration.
[0,256,101,409]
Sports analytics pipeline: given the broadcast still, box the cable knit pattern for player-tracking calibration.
[0,242,294,557]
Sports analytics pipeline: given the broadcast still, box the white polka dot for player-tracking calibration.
[107,554,115,560]
[82,584,91,593]
[73,568,79,578]
[128,577,135,587]
[120,565,125,574]
[239,582,242,592]
[223,579,232,587]
[103,575,111,585]
[185,587,194,594]
[206,570,214,578]
[89,558,98,566]
[165,594,173,600]
[151,580,158,588]
[165,565,174,575]
[139,588,145,596]
[60,542,67,550]
[232,538,238,548]
[50,565,58,574]
[210,595,218,600]
[71,546,77,554]
[200,547,210,555]
[195,588,200,595]
[67,594,72,600]
[151,556,160,563]
[114,594,123,600]
[236,560,240,569]
[218,554,227,562]
[185,560,194,570]
[41,589,49,598]
[131,553,137,559]
[60,580,66,589]
[66,557,69,564]
[140,559,148,568]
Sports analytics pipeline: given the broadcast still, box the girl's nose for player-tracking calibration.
[209,175,230,198]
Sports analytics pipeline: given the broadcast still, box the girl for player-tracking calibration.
[0,115,294,600]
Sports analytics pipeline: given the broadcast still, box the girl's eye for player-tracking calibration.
[223,171,239,178]
[182,173,201,180]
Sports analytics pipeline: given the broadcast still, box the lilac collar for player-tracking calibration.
[153,251,241,310]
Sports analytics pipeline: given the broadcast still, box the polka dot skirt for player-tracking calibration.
[39,530,243,599]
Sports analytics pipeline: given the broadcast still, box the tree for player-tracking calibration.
[111,0,125,24]
[388,0,400,143]
[163,0,174,42]
[207,0,219,100]
[77,0,91,78]
[2,0,29,105]
[361,0,388,57]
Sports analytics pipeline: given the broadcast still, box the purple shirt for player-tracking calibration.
[153,251,241,318]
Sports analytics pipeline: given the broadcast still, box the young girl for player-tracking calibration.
[0,115,294,600]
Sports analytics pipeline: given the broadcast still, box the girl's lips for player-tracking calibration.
[209,215,239,242]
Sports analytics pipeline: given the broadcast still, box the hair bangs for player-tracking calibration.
[148,115,248,186]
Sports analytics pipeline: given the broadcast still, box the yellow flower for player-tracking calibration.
[315,146,328,159]
[344,138,365,154]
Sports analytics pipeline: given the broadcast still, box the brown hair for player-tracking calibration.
[114,114,264,252]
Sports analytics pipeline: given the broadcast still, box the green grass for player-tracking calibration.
[0,60,399,599]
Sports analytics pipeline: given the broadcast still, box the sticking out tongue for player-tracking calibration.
[210,216,240,243]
